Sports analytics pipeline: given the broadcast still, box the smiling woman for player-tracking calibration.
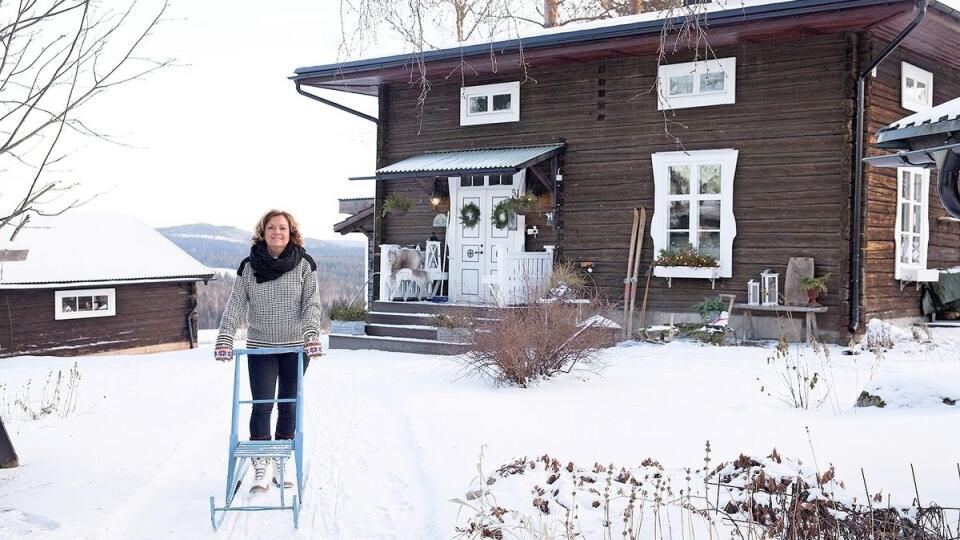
[215,208,324,494]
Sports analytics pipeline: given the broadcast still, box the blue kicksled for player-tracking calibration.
[209,346,306,530]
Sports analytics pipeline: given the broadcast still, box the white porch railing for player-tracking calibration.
[492,247,555,306]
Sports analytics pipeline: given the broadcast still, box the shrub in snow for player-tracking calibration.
[3,362,81,422]
[758,337,838,411]
[454,449,951,539]
[854,390,886,408]
[460,300,614,387]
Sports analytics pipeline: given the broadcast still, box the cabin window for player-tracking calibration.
[657,57,736,110]
[460,82,520,126]
[650,149,739,278]
[901,62,932,112]
[55,288,116,320]
[894,167,933,280]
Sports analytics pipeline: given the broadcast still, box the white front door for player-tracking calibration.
[448,172,525,303]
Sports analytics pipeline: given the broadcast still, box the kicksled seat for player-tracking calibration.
[209,346,306,530]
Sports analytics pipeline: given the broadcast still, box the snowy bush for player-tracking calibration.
[460,300,614,387]
[453,449,953,539]
[758,337,838,411]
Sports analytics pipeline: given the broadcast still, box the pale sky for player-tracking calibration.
[64,0,958,240]
[74,0,386,240]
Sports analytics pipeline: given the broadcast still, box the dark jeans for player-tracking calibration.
[248,352,309,440]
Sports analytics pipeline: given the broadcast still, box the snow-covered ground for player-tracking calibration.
[2,326,960,539]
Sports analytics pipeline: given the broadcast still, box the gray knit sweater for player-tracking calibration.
[216,256,322,349]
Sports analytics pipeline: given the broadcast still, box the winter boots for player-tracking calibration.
[273,458,293,489]
[249,457,271,494]
[249,457,293,493]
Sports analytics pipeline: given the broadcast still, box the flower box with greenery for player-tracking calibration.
[381,193,413,218]
[652,247,720,281]
[328,301,367,335]
[799,273,830,307]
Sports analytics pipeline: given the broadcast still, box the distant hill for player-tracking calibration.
[158,223,368,329]
[157,223,364,270]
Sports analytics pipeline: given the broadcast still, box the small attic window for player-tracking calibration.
[55,288,116,320]
[460,82,520,126]
[658,57,736,110]
[901,62,932,113]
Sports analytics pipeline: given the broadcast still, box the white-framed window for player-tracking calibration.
[894,167,933,280]
[460,82,520,126]
[650,149,739,278]
[55,288,116,320]
[901,62,933,112]
[657,57,736,110]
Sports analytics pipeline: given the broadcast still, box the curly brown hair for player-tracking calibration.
[252,209,304,247]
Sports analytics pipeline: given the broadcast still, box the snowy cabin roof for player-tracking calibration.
[0,213,214,288]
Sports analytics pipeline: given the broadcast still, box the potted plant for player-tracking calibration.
[505,192,538,216]
[799,273,830,307]
[381,193,413,218]
[694,297,728,324]
[328,300,367,335]
[653,247,720,280]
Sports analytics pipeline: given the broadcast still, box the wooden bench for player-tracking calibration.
[733,303,828,343]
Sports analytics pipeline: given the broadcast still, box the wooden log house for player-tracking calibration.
[0,213,214,357]
[300,0,960,345]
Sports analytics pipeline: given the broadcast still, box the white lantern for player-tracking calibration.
[747,280,760,305]
[761,270,779,306]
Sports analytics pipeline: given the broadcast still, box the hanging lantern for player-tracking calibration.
[761,270,779,306]
[747,280,760,305]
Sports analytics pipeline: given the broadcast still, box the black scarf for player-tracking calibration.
[249,242,304,284]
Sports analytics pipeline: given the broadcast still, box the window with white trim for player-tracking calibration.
[55,288,116,320]
[657,57,736,110]
[901,62,932,112]
[650,149,739,278]
[460,82,520,126]
[894,167,932,280]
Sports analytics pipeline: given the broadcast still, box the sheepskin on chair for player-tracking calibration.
[387,247,427,300]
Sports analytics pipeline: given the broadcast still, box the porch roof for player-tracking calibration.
[355,144,564,181]
[875,96,960,150]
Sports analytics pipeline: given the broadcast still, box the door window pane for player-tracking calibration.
[62,297,77,312]
[469,96,488,114]
[699,164,721,194]
[698,232,721,259]
[492,94,512,111]
[499,174,513,186]
[911,236,921,263]
[901,171,910,198]
[669,166,690,194]
[700,72,725,93]
[699,200,721,229]
[912,175,922,202]
[900,203,911,233]
[488,175,501,186]
[900,234,911,263]
[669,75,693,95]
[911,205,921,233]
[669,201,689,229]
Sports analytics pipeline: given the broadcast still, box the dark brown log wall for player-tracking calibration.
[861,30,960,322]
[377,34,857,334]
[0,282,199,357]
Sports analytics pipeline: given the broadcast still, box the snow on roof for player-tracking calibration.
[881,96,960,132]
[0,212,214,287]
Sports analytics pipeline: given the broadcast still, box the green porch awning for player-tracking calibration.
[350,144,564,181]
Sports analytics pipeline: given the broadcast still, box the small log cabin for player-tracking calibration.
[299,0,960,339]
[0,213,214,357]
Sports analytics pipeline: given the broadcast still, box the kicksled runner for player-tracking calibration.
[210,346,306,530]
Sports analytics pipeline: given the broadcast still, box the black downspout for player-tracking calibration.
[849,0,927,333]
[295,81,379,125]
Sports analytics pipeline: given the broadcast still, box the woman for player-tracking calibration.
[215,209,323,494]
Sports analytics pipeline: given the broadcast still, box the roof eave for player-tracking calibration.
[291,0,919,84]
